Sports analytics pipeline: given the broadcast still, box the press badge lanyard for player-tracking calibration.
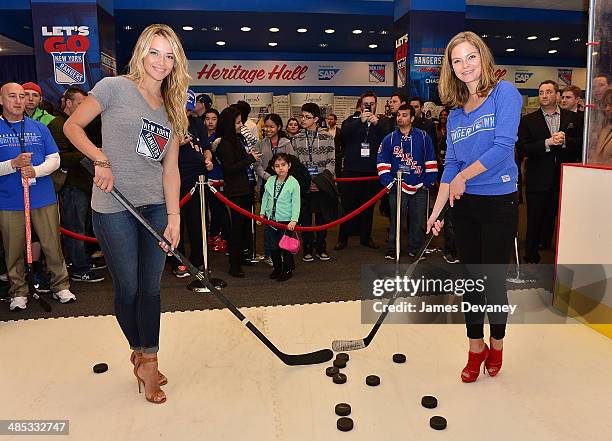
[270,177,286,221]
[305,129,318,164]
[361,122,372,158]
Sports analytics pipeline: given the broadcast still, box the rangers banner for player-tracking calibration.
[189,60,393,87]
[395,34,408,88]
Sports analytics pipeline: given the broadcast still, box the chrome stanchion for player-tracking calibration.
[247,199,263,263]
[188,175,227,292]
[506,236,535,284]
[395,170,402,265]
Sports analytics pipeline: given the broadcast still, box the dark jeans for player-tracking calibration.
[92,204,167,353]
[388,188,428,253]
[60,184,91,273]
[338,173,380,244]
[266,223,295,273]
[452,192,518,340]
[526,189,558,262]
[179,187,203,268]
[299,192,334,254]
[443,208,457,256]
[227,193,253,270]
[208,187,230,240]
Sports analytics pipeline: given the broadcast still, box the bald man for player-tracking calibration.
[0,83,75,311]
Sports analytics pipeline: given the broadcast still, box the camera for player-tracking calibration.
[364,103,372,112]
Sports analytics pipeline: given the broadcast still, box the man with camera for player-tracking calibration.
[335,92,389,250]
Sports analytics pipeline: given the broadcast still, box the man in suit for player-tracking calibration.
[517,80,581,263]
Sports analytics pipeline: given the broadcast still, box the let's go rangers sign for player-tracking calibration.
[41,26,90,85]
[188,60,394,87]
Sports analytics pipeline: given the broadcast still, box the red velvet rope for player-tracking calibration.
[335,176,379,182]
[210,183,392,231]
[59,186,196,243]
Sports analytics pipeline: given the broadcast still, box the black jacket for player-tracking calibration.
[216,139,256,198]
[340,115,389,174]
[413,115,437,147]
[312,169,340,220]
[517,108,581,192]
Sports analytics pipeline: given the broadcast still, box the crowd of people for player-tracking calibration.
[0,23,610,403]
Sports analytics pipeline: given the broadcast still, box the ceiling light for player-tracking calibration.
[297,28,308,33]
[240,27,251,32]
[182,26,193,31]
[352,29,363,35]
[527,35,538,40]
[506,48,516,52]
[481,34,488,38]
[550,36,560,41]
[319,43,328,48]
[216,41,226,46]
[379,30,388,35]
[574,38,582,42]
[200,27,208,31]
[268,42,278,47]
[505,35,512,39]
[368,30,376,34]
[269,27,280,33]
[123,25,132,30]
[369,44,378,49]
[211,26,222,32]
[325,29,335,34]
[548,49,557,54]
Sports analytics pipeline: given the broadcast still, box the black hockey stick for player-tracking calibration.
[82,159,332,366]
[331,201,450,352]
[18,121,51,312]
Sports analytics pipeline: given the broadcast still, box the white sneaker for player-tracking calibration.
[0,273,8,282]
[9,296,28,311]
[53,289,76,303]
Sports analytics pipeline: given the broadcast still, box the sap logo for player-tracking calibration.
[318,68,340,80]
[515,72,534,84]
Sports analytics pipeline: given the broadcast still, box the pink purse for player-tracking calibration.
[279,231,301,254]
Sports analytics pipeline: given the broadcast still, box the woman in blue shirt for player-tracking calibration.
[427,31,522,383]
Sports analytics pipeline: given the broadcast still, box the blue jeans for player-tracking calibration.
[60,185,91,273]
[388,188,427,254]
[92,204,167,353]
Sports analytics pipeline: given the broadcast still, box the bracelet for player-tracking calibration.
[167,212,180,216]
[92,160,111,168]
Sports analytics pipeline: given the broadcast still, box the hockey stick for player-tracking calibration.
[17,120,51,312]
[332,201,449,352]
[82,159,332,366]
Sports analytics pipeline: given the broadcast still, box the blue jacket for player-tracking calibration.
[441,80,522,195]
[377,127,438,194]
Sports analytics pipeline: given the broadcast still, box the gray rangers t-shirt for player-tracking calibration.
[89,76,173,213]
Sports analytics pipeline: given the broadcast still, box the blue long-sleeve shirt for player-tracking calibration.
[377,127,438,194]
[441,80,522,195]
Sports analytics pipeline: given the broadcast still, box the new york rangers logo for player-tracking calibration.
[52,52,86,85]
[369,64,386,83]
[137,118,172,161]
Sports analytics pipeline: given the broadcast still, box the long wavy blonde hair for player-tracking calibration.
[438,31,498,109]
[125,24,190,137]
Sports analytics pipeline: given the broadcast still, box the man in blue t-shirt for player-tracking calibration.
[0,83,75,311]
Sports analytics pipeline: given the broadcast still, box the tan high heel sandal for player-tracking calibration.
[130,351,168,386]
[134,355,166,404]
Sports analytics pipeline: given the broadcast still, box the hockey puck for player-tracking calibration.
[365,375,380,386]
[335,403,351,417]
[393,353,406,363]
[336,353,349,363]
[326,366,339,377]
[93,363,108,374]
[421,396,438,409]
[430,416,447,430]
[337,417,353,432]
[333,373,347,384]
[333,358,347,369]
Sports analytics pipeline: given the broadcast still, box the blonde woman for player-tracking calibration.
[64,24,190,404]
[426,31,522,383]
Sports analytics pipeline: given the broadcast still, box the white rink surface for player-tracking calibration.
[1,299,611,441]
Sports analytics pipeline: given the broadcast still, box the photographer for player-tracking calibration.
[335,92,389,250]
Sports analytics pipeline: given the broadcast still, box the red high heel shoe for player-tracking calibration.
[485,346,503,377]
[461,344,489,383]
[130,351,167,386]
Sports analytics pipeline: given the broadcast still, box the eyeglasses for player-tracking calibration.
[299,114,315,120]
